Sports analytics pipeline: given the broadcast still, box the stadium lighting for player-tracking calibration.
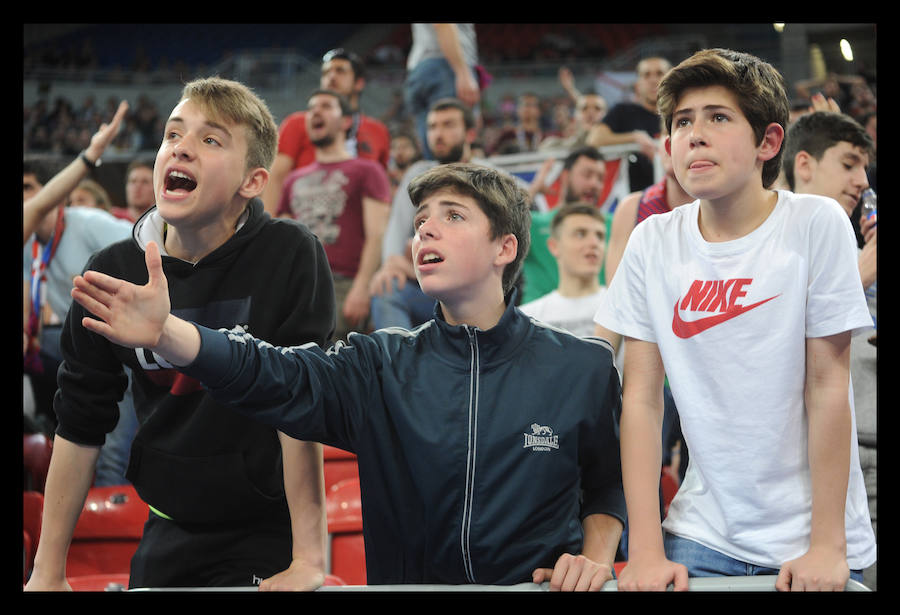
[840,39,854,62]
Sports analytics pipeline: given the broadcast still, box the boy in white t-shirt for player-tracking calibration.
[595,48,875,591]
[520,202,607,337]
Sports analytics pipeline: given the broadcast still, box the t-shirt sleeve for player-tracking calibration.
[85,210,133,251]
[594,219,656,342]
[601,104,628,133]
[364,161,392,204]
[805,200,873,338]
[277,112,307,158]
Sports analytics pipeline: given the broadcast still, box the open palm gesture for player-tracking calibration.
[71,241,171,349]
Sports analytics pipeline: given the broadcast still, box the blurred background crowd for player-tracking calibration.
[24,23,876,206]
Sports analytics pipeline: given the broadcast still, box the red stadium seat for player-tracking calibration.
[330,534,366,586]
[326,478,366,585]
[323,445,360,495]
[23,490,43,582]
[323,574,347,586]
[67,573,130,591]
[323,445,355,461]
[66,485,148,578]
[660,466,680,516]
[23,433,53,492]
[326,477,362,533]
[324,459,359,493]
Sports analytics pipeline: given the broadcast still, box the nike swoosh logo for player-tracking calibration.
[672,294,780,338]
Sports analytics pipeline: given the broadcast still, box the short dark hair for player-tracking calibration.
[550,201,606,237]
[563,145,604,171]
[126,157,154,177]
[309,89,353,117]
[657,48,790,188]
[429,97,475,130]
[782,111,874,190]
[407,163,531,295]
[322,48,365,80]
[23,158,61,185]
[391,129,421,148]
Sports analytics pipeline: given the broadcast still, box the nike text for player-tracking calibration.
[672,278,779,338]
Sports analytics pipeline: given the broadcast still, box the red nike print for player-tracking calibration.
[672,281,780,338]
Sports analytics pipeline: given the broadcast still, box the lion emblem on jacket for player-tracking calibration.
[531,423,553,436]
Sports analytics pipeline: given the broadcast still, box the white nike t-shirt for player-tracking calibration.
[595,190,876,569]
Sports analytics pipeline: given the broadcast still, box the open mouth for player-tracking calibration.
[418,251,444,266]
[164,169,197,193]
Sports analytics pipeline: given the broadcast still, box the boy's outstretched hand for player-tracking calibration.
[71,241,171,350]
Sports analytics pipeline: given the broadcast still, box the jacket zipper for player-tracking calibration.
[461,326,479,583]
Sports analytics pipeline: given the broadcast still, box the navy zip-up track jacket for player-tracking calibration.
[182,296,626,585]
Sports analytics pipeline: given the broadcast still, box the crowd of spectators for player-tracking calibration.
[24,70,876,167]
[24,94,164,157]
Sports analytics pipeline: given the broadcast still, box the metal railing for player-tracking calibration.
[128,576,871,592]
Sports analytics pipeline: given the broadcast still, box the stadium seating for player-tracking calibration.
[66,484,148,580]
[323,444,359,492]
[326,477,366,585]
[661,466,680,516]
[23,490,43,582]
[23,433,53,492]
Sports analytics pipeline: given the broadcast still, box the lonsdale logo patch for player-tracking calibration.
[524,423,559,452]
[672,278,779,339]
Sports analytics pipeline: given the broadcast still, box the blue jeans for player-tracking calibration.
[664,532,864,583]
[405,57,478,160]
[370,278,436,330]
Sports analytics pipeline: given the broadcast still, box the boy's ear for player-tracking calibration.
[793,151,815,185]
[546,235,560,259]
[494,233,518,267]
[238,167,269,199]
[757,122,785,162]
[664,135,672,157]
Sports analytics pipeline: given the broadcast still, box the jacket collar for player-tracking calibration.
[429,288,531,368]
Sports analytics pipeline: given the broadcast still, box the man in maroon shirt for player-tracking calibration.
[262,49,390,216]
[277,90,391,343]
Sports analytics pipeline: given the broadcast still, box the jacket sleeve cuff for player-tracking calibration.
[178,323,237,390]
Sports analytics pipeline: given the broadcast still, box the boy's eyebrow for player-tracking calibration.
[416,198,471,214]
[673,104,735,116]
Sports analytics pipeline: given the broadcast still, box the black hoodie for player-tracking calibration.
[54,198,336,524]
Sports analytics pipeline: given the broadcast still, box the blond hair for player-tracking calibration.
[180,77,278,172]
